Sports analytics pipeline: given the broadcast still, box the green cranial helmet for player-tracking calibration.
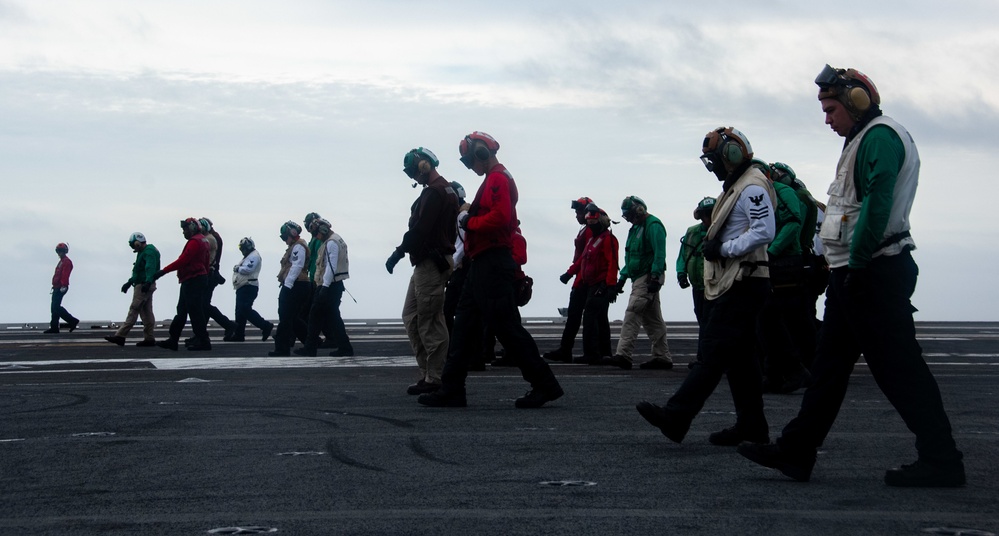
[749,158,772,180]
[770,162,797,186]
[403,147,439,178]
[280,221,302,241]
[694,197,716,219]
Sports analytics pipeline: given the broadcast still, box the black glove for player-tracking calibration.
[315,285,330,302]
[153,269,165,281]
[141,282,152,293]
[647,275,662,294]
[385,249,405,274]
[458,213,471,231]
[843,268,871,299]
[614,278,627,295]
[702,238,723,261]
[594,282,607,297]
[121,281,131,294]
[559,272,572,285]
[677,273,690,289]
[216,273,226,286]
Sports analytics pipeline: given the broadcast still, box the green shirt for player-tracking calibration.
[851,125,905,268]
[130,244,161,284]
[620,214,666,281]
[308,237,322,281]
[794,187,818,255]
[768,181,804,257]
[676,223,707,290]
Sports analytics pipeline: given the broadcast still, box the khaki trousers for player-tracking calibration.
[115,283,156,340]
[615,274,671,362]
[402,258,453,384]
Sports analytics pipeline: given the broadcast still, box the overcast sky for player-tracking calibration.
[2,0,997,326]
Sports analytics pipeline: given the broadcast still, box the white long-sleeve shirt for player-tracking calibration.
[321,240,339,288]
[718,183,776,258]
[283,243,307,289]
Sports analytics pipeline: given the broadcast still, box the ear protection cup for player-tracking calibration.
[472,141,490,161]
[721,140,744,165]
[418,159,432,174]
[632,199,647,216]
[847,86,871,112]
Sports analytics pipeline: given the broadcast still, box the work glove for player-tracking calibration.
[385,249,405,274]
[233,264,240,273]
[153,269,166,281]
[121,281,132,294]
[559,272,572,285]
[458,212,471,231]
[647,275,663,294]
[594,282,607,297]
[141,282,152,293]
[59,287,68,294]
[315,285,330,302]
[843,268,871,300]
[677,273,690,289]
[702,238,723,261]
[614,278,627,296]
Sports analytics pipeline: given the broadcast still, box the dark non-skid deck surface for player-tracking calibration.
[1,320,996,535]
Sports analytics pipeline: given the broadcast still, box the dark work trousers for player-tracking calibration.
[441,248,560,394]
[555,285,587,355]
[168,275,210,343]
[691,287,705,360]
[443,263,469,335]
[203,272,235,333]
[757,285,802,383]
[303,282,345,353]
[274,281,310,353]
[234,285,270,338]
[49,288,78,331]
[325,281,352,353]
[777,250,963,466]
[580,284,612,361]
[664,277,770,439]
[787,286,817,370]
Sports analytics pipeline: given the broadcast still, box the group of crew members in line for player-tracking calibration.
[45,64,965,488]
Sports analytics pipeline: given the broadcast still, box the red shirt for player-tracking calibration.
[566,226,594,288]
[567,228,619,287]
[52,256,73,288]
[464,164,518,259]
[162,234,211,282]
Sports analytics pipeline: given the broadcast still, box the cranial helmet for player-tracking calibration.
[403,147,439,178]
[701,127,753,177]
[304,212,321,228]
[458,131,500,169]
[693,197,716,219]
[750,158,772,180]
[280,221,302,241]
[128,232,146,248]
[450,181,466,200]
[770,162,797,186]
[55,242,69,253]
[238,237,255,253]
[621,196,648,219]
[815,64,880,121]
[315,218,332,237]
[181,217,200,235]
[198,218,213,234]
[571,196,594,212]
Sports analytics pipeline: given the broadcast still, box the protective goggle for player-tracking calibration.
[814,64,843,89]
[459,152,475,170]
[700,153,720,172]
